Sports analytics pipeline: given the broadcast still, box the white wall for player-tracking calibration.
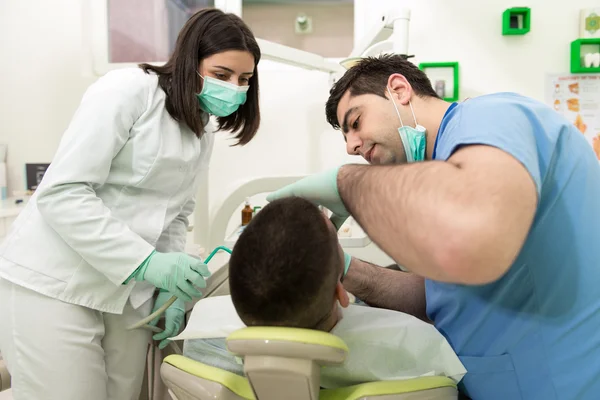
[1,0,597,266]
[0,0,96,195]
[355,0,597,101]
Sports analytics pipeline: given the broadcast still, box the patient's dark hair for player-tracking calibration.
[229,197,340,330]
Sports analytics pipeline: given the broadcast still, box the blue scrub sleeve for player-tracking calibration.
[441,101,542,197]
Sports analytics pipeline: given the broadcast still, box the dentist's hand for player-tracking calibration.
[344,252,352,276]
[266,166,350,230]
[134,251,210,302]
[150,290,185,350]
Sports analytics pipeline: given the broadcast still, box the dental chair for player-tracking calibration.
[160,327,458,400]
[142,261,232,400]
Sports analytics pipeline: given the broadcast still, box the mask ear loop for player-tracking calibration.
[408,100,418,128]
[196,72,206,95]
[387,87,405,127]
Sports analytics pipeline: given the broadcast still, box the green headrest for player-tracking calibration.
[226,326,350,353]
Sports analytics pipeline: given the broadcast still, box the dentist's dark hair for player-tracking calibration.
[325,54,439,130]
[140,8,261,145]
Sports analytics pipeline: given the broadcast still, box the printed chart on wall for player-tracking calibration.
[546,74,600,161]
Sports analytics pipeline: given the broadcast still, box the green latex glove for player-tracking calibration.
[134,251,210,302]
[344,252,352,276]
[266,166,350,230]
[150,290,185,350]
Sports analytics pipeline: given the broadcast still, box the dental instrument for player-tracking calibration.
[127,245,233,355]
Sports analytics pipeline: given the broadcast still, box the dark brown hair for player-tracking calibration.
[325,54,439,130]
[140,8,261,145]
[229,197,340,330]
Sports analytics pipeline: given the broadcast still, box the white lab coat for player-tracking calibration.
[0,67,215,314]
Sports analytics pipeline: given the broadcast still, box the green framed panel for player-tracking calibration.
[502,7,531,35]
[570,38,600,73]
[418,62,459,102]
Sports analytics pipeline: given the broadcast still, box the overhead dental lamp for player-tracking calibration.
[340,8,413,70]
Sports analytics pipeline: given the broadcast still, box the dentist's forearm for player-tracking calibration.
[343,258,428,321]
[337,162,481,283]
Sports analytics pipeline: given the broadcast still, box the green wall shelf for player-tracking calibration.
[571,38,600,73]
[502,7,531,35]
[419,62,460,102]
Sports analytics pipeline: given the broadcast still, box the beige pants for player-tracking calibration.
[0,278,152,400]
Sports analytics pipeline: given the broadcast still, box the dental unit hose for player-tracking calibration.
[127,245,232,354]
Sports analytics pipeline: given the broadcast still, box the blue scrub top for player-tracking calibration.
[426,93,600,400]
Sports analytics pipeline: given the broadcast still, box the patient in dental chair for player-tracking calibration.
[182,197,466,389]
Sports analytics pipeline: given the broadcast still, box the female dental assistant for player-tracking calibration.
[0,8,261,400]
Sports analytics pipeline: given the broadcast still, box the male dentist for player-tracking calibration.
[268,55,600,400]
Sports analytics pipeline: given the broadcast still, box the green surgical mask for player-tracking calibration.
[196,74,249,117]
[387,87,427,163]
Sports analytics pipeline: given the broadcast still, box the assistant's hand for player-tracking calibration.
[266,167,350,229]
[150,290,186,350]
[135,252,210,302]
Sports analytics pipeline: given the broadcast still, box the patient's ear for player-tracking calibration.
[335,282,350,308]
